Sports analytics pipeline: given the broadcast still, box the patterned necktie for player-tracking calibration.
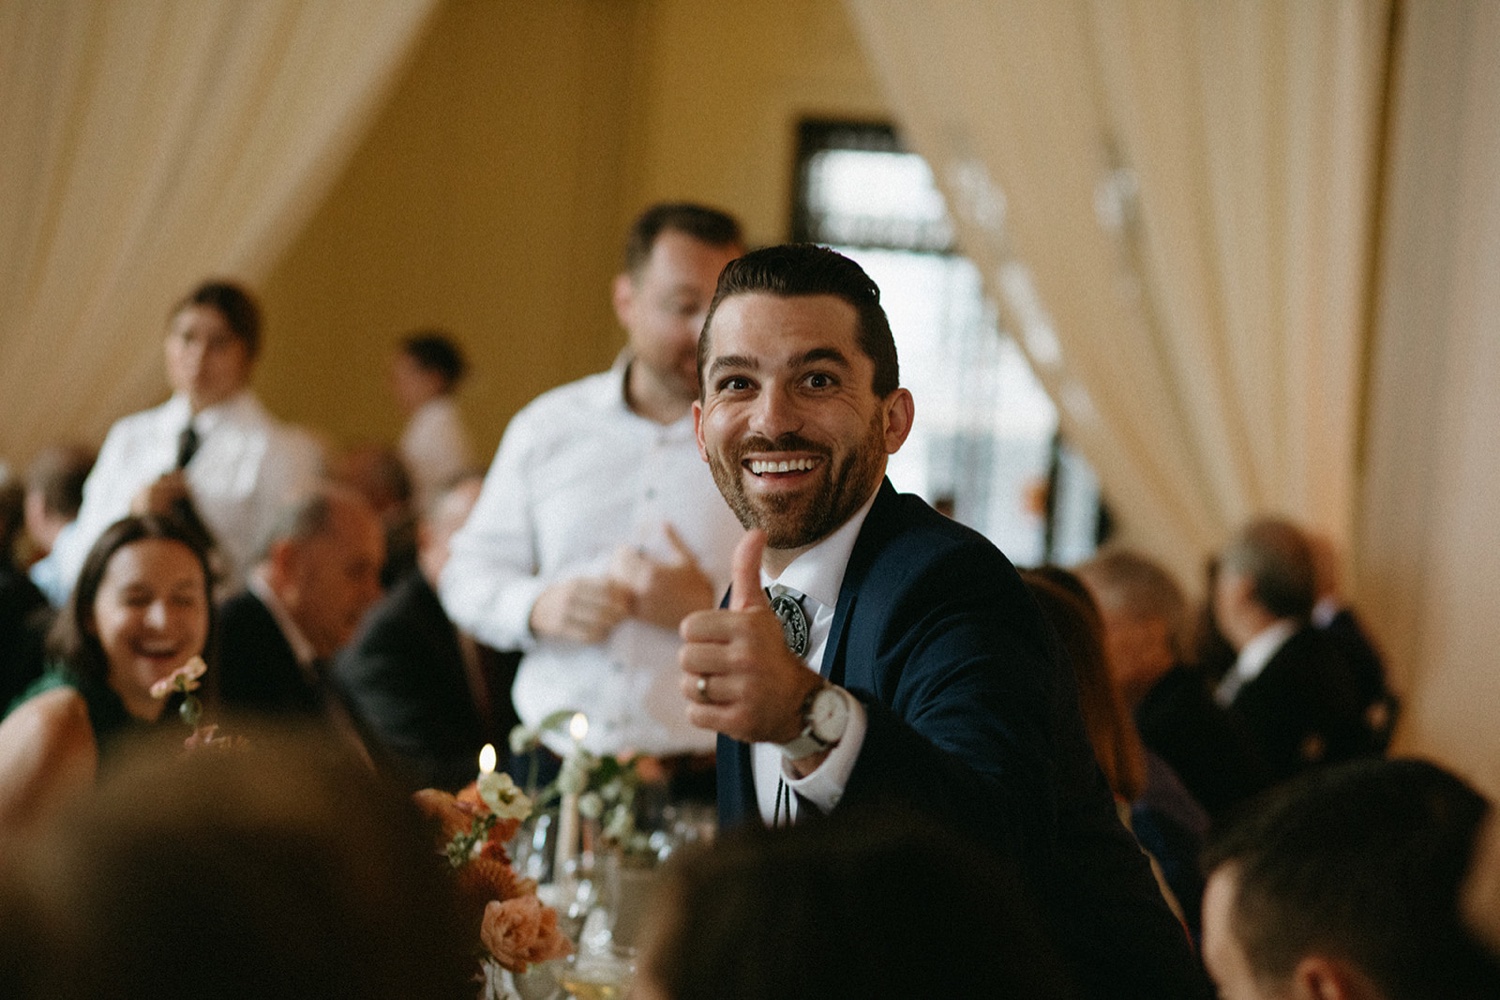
[768,588,809,658]
[175,422,200,469]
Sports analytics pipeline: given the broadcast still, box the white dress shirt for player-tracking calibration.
[1215,618,1299,706]
[52,391,322,598]
[438,357,744,757]
[751,490,878,825]
[400,395,475,515]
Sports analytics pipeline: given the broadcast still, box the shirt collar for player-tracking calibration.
[1233,618,1299,688]
[761,487,881,612]
[608,351,696,438]
[169,388,253,434]
[248,568,318,668]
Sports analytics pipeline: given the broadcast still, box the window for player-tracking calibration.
[794,120,1102,566]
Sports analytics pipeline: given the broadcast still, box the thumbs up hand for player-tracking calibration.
[678,529,822,745]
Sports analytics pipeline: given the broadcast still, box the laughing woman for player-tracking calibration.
[0,515,213,834]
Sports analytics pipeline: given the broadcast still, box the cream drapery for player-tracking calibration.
[0,0,438,463]
[843,0,1391,595]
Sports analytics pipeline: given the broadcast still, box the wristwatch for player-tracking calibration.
[778,682,850,760]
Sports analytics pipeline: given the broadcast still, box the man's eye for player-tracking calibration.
[807,372,834,388]
[719,376,752,392]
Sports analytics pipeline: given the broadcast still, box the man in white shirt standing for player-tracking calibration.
[51,281,322,598]
[440,204,746,773]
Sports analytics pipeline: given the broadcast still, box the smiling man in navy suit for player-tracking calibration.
[680,244,1210,1000]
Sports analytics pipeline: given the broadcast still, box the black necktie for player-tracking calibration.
[176,422,200,469]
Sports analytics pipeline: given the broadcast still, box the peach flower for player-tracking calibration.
[480,894,572,973]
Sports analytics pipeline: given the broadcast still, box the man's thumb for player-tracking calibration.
[729,529,769,611]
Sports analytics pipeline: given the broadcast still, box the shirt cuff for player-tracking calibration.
[782,686,866,815]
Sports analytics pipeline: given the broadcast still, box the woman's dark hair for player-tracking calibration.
[48,515,216,688]
[171,280,262,358]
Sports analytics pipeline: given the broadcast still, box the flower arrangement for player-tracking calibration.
[414,750,572,997]
[509,711,648,857]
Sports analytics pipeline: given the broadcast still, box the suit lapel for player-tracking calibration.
[823,478,900,689]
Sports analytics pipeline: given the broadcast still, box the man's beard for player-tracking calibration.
[708,412,886,551]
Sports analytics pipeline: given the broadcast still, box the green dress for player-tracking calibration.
[7,664,164,759]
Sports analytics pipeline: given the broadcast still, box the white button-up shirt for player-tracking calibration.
[400,395,475,515]
[751,490,877,825]
[439,358,744,757]
[52,390,322,597]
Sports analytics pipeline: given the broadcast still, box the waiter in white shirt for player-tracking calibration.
[52,281,322,598]
[440,204,746,782]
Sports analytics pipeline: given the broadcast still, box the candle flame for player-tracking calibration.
[569,712,589,743]
[478,743,497,774]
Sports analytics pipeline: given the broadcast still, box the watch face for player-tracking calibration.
[810,688,849,742]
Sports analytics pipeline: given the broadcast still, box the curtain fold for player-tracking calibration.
[0,0,439,462]
[844,0,1390,597]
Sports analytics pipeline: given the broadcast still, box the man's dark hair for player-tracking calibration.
[699,243,900,397]
[1219,517,1315,620]
[623,202,743,276]
[171,280,262,358]
[400,330,467,390]
[26,444,95,521]
[1203,758,1500,1000]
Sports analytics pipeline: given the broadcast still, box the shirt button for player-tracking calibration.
[645,487,656,500]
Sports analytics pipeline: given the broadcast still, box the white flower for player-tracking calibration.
[149,656,207,700]
[578,791,603,820]
[477,770,534,821]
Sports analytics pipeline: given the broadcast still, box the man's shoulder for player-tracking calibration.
[860,485,1010,569]
[512,369,619,423]
[218,590,277,638]
[103,397,178,439]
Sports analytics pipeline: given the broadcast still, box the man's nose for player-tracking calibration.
[747,385,802,438]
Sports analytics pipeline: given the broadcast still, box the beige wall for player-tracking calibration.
[257,0,887,459]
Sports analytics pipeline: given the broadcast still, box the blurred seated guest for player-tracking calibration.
[0,471,52,710]
[1307,531,1399,748]
[334,475,518,791]
[50,280,322,599]
[217,486,383,749]
[633,807,1077,1000]
[0,723,471,1000]
[22,442,95,607]
[392,329,475,516]
[1024,568,1207,938]
[1077,547,1266,815]
[329,440,419,588]
[1211,518,1376,784]
[1464,805,1500,959]
[0,515,212,836]
[1202,758,1500,1000]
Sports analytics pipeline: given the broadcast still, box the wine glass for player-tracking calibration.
[555,944,636,1000]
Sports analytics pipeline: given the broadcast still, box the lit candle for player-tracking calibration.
[554,713,589,882]
[479,743,497,775]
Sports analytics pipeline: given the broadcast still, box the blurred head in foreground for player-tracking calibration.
[0,722,471,1000]
[1201,757,1500,1000]
[632,807,1075,1000]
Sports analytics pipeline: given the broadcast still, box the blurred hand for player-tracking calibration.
[610,524,716,631]
[130,471,190,516]
[529,576,633,644]
[678,530,821,746]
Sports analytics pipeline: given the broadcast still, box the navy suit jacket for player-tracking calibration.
[718,480,1210,1000]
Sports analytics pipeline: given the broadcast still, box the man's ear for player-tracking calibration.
[692,400,709,463]
[264,539,300,601]
[882,388,915,454]
[1289,954,1375,1000]
[612,272,636,330]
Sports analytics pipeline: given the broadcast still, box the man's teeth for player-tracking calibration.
[749,458,816,475]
